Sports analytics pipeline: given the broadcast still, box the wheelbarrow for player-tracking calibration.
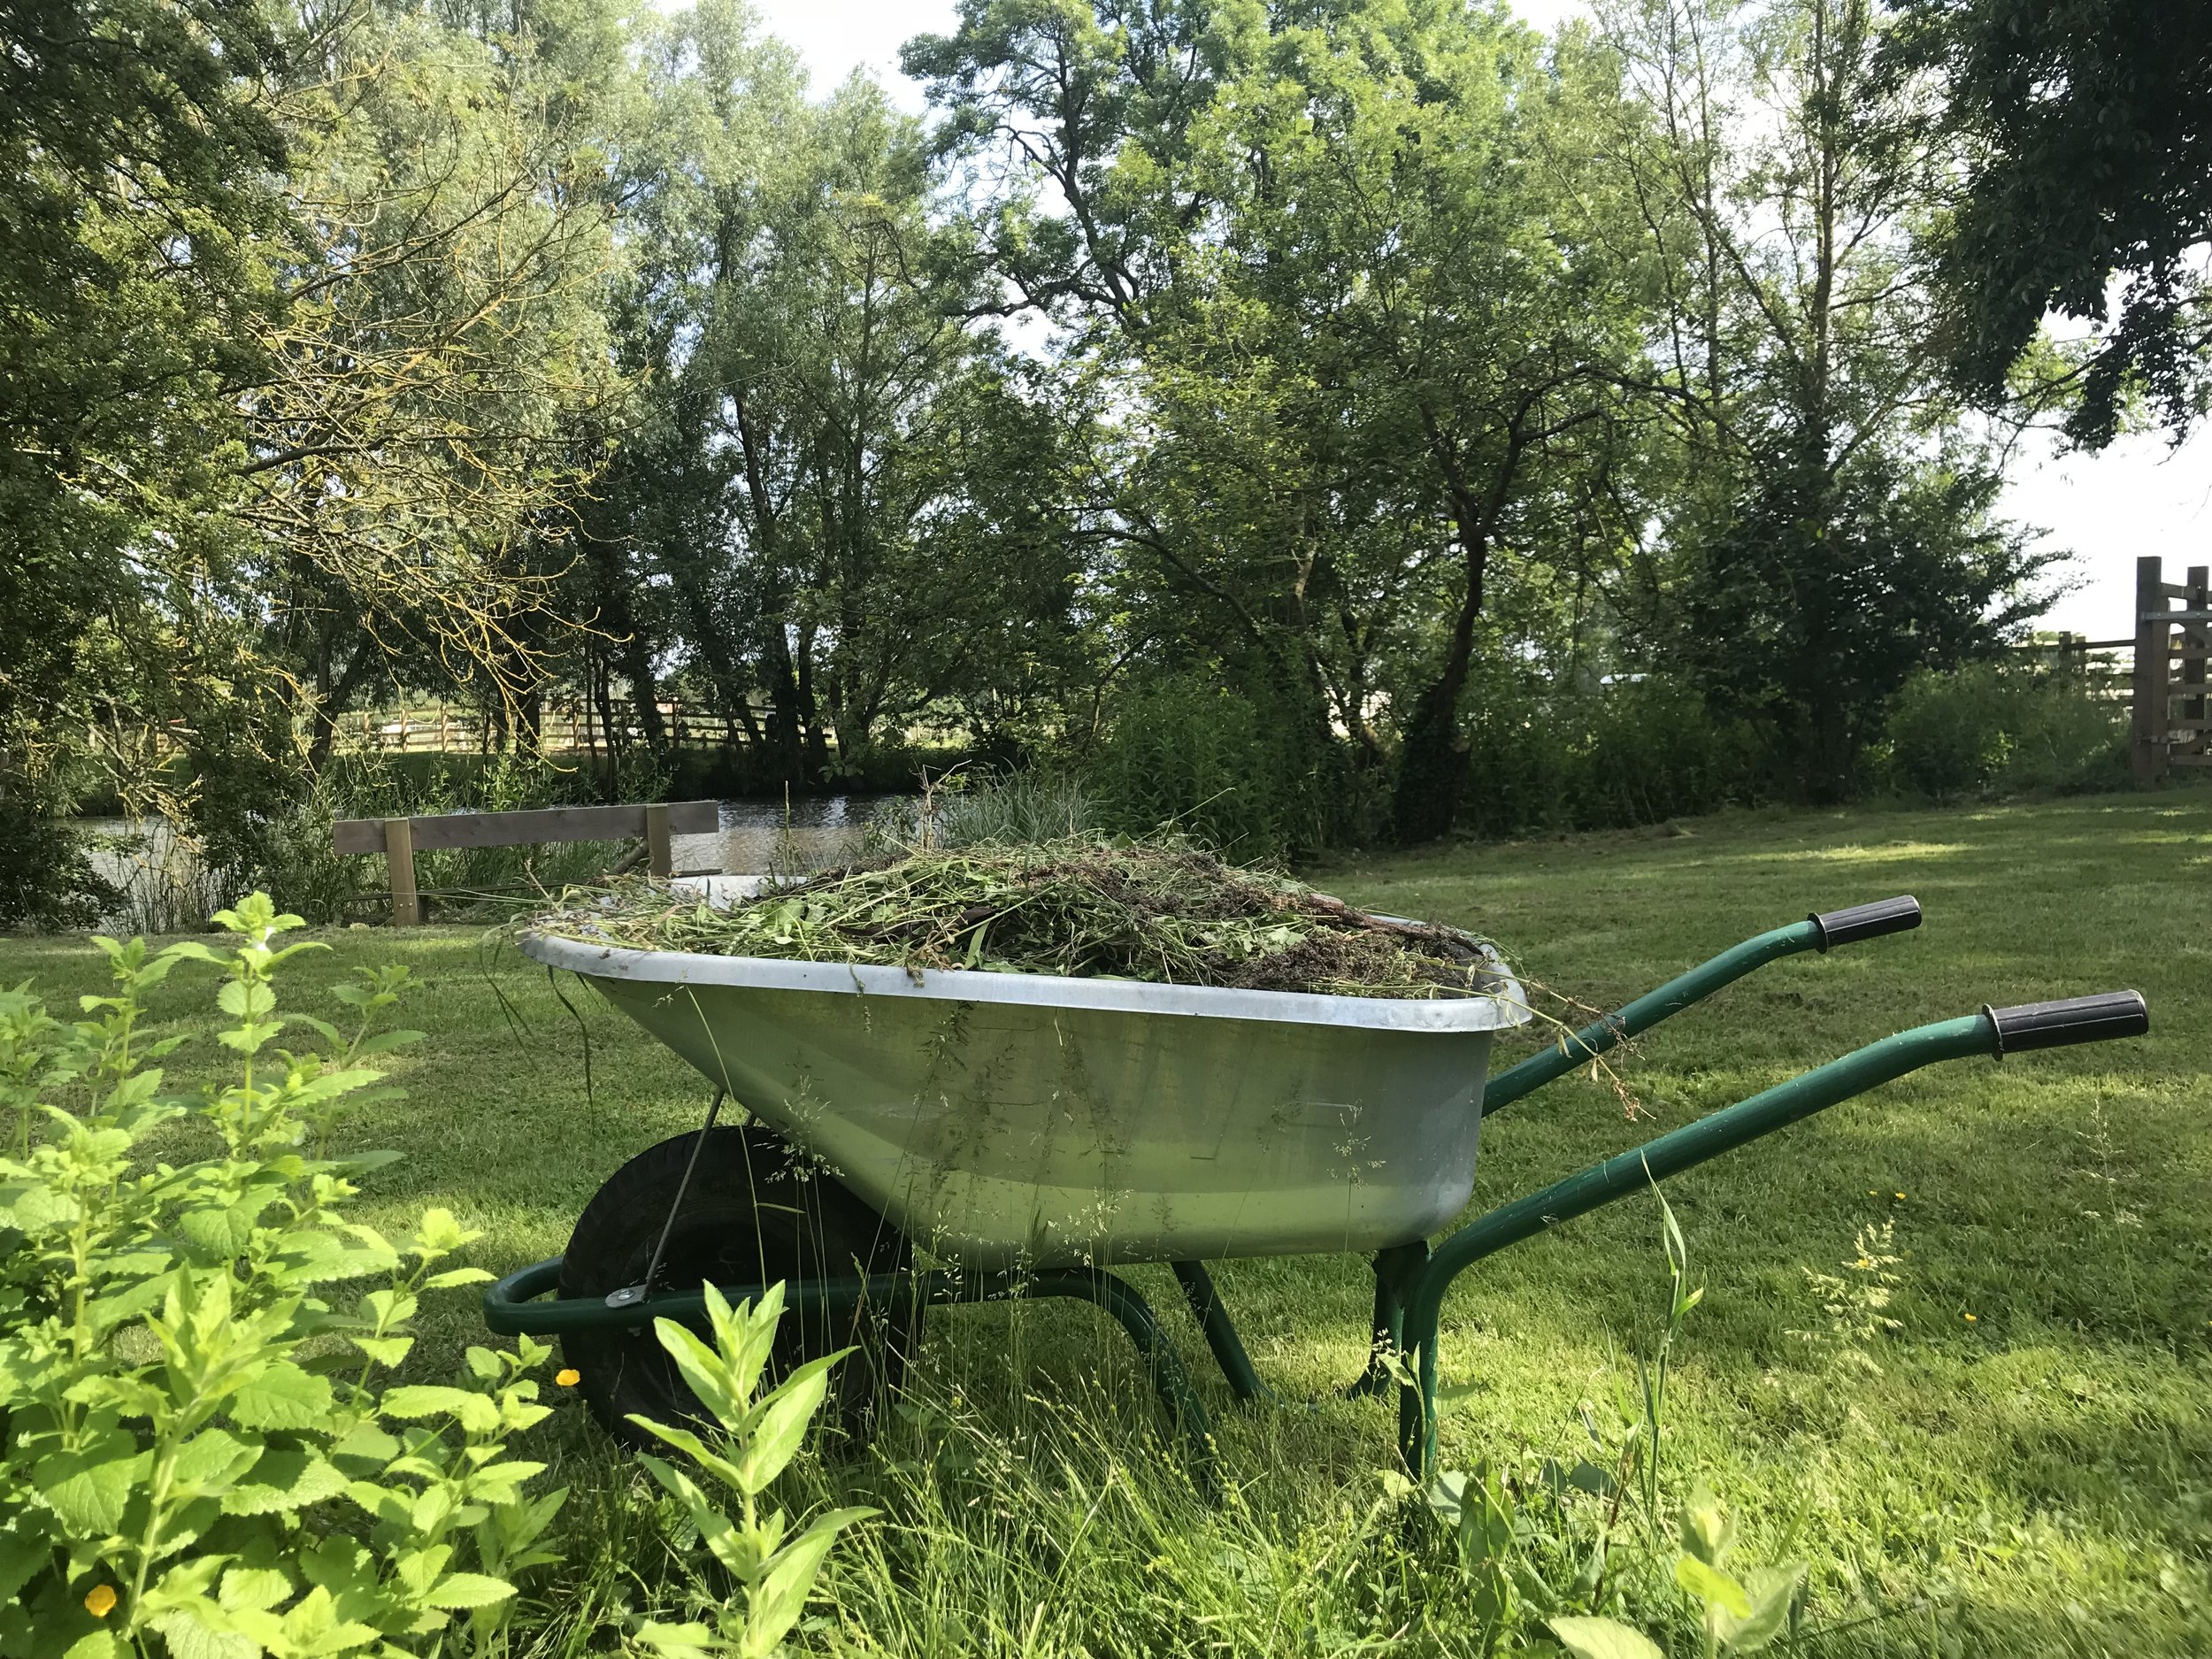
[484,895,2148,1476]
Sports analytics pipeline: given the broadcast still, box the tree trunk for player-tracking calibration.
[584,526,666,758]
[305,631,378,772]
[1390,419,1525,843]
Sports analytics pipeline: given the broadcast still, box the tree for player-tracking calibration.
[1589,0,2055,796]
[913,0,1654,842]
[601,1,1094,785]
[0,0,634,917]
[1891,0,2212,447]
[0,0,288,921]
[250,0,628,755]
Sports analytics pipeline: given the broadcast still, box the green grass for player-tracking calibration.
[6,791,2208,1654]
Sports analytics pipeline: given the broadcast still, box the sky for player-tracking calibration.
[749,0,2212,638]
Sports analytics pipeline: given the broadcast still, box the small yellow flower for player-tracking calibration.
[1963,1313,1978,1323]
[84,1586,117,1618]
[556,1368,580,1387]
[1893,1192,1907,1201]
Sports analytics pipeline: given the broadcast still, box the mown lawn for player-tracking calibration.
[6,790,2208,1655]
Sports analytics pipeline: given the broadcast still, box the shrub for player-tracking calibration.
[1878,659,2126,800]
[864,769,1095,853]
[0,894,866,1658]
[1085,676,1371,861]
[1456,676,1760,840]
[0,897,563,1655]
[0,807,116,933]
[1569,680,1763,831]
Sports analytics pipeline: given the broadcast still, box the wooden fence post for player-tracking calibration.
[2131,555,2170,783]
[383,818,419,926]
[2184,565,2208,743]
[645,803,673,879]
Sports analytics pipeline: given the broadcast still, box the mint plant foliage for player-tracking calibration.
[0,895,565,1658]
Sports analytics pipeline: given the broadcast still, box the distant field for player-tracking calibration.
[6,790,2207,1655]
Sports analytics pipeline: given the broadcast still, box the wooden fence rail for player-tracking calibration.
[330,700,751,757]
[333,800,718,926]
[326,572,2206,784]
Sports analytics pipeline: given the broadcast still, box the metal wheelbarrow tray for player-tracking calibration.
[517,933,1530,1269]
[486,895,2149,1477]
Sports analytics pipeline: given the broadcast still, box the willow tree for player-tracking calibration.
[0,0,634,917]
[250,0,630,764]
[0,0,291,920]
[598,0,1094,785]
[911,0,1652,841]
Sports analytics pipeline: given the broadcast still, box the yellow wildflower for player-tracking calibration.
[556,1368,580,1387]
[84,1586,117,1618]
[1963,1313,1977,1323]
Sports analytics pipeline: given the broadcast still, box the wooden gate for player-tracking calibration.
[2131,557,2210,782]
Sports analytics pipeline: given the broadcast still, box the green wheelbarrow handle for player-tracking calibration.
[1481,896,1924,1117]
[1395,989,2148,1473]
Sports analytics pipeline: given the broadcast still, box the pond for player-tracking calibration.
[675,795,900,877]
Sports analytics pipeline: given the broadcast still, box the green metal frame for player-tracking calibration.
[488,903,2135,1483]
[1390,1011,2000,1471]
[1480,917,1833,1116]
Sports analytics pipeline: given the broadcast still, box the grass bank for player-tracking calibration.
[4,791,2205,1654]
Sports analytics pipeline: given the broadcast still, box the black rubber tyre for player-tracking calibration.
[557,1125,918,1451]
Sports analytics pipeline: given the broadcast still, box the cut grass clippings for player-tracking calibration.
[534,835,1505,998]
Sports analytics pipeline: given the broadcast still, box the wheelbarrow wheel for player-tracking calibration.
[557,1125,918,1452]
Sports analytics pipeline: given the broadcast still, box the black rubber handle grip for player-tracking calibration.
[1985,991,2149,1054]
[1809,895,1922,949]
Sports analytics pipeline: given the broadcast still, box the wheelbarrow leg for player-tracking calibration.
[1027,1268,1217,1487]
[1171,1261,1271,1404]
[1347,1240,1428,1399]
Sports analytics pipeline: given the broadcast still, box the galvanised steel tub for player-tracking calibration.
[485,895,2149,1478]
[517,931,1530,1271]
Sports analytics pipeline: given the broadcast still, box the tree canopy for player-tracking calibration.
[1892,0,2212,447]
[5,0,2169,918]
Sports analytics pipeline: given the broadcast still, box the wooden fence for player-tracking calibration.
[330,699,750,757]
[329,567,2208,775]
[2131,555,2210,781]
[333,800,718,925]
[2007,629,2134,703]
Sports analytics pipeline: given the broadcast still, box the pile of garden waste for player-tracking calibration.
[535,838,1501,999]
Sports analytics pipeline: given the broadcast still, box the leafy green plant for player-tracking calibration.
[1634,1183,1705,1539]
[1545,1486,1807,1659]
[625,1282,874,1658]
[1878,659,2125,801]
[1671,1487,1804,1656]
[1409,1184,1789,1657]
[0,895,565,1657]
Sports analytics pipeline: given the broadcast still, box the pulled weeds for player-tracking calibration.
[534,836,1503,999]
